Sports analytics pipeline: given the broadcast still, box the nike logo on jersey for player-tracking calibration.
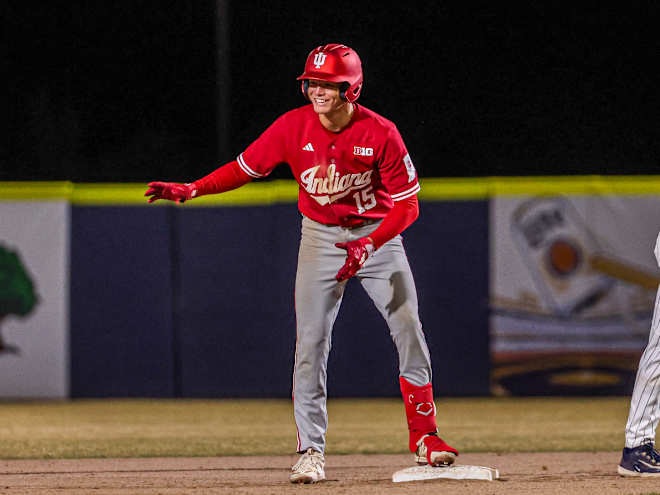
[300,164,373,206]
[302,143,315,152]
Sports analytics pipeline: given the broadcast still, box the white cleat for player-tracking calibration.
[290,448,326,484]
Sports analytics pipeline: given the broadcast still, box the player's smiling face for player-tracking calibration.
[307,80,346,115]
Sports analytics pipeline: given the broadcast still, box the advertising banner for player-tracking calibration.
[0,201,69,397]
[491,195,660,395]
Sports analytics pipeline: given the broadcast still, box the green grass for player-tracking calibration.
[0,397,631,459]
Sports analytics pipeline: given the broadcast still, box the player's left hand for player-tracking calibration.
[335,237,375,281]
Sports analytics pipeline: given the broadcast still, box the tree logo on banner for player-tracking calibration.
[0,245,39,355]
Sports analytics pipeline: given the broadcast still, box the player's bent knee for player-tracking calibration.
[389,303,421,328]
[295,333,331,357]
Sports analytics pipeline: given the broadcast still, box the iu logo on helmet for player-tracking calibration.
[313,52,327,68]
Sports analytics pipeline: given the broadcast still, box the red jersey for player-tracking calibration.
[236,104,420,227]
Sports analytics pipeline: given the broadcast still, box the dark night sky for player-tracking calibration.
[6,1,660,181]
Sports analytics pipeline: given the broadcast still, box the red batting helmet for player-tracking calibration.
[297,44,363,103]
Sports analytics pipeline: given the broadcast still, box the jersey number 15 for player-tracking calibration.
[353,186,377,214]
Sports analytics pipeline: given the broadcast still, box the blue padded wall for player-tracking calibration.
[69,201,489,397]
[175,205,300,397]
[405,201,491,396]
[70,207,176,397]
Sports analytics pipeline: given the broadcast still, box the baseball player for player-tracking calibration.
[145,43,458,484]
[618,231,660,476]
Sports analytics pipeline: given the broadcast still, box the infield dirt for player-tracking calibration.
[0,451,654,495]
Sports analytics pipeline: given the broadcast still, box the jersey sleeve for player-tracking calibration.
[236,114,289,179]
[377,127,421,201]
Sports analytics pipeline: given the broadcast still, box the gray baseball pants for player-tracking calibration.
[293,215,432,454]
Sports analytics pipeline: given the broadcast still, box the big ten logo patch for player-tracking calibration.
[353,146,373,157]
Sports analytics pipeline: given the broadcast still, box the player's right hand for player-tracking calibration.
[335,237,375,281]
[144,182,196,203]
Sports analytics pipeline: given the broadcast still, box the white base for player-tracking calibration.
[392,464,499,482]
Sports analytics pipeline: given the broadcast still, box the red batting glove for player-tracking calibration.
[335,237,375,281]
[144,182,197,203]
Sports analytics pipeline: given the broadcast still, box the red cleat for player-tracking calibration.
[414,434,458,466]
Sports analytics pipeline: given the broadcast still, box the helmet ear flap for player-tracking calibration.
[302,80,352,102]
[339,82,350,102]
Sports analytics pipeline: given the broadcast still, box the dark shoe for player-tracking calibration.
[618,442,660,477]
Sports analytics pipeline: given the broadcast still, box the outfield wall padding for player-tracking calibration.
[70,207,177,397]
[69,201,490,398]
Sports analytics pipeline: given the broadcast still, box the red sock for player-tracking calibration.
[399,376,437,453]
